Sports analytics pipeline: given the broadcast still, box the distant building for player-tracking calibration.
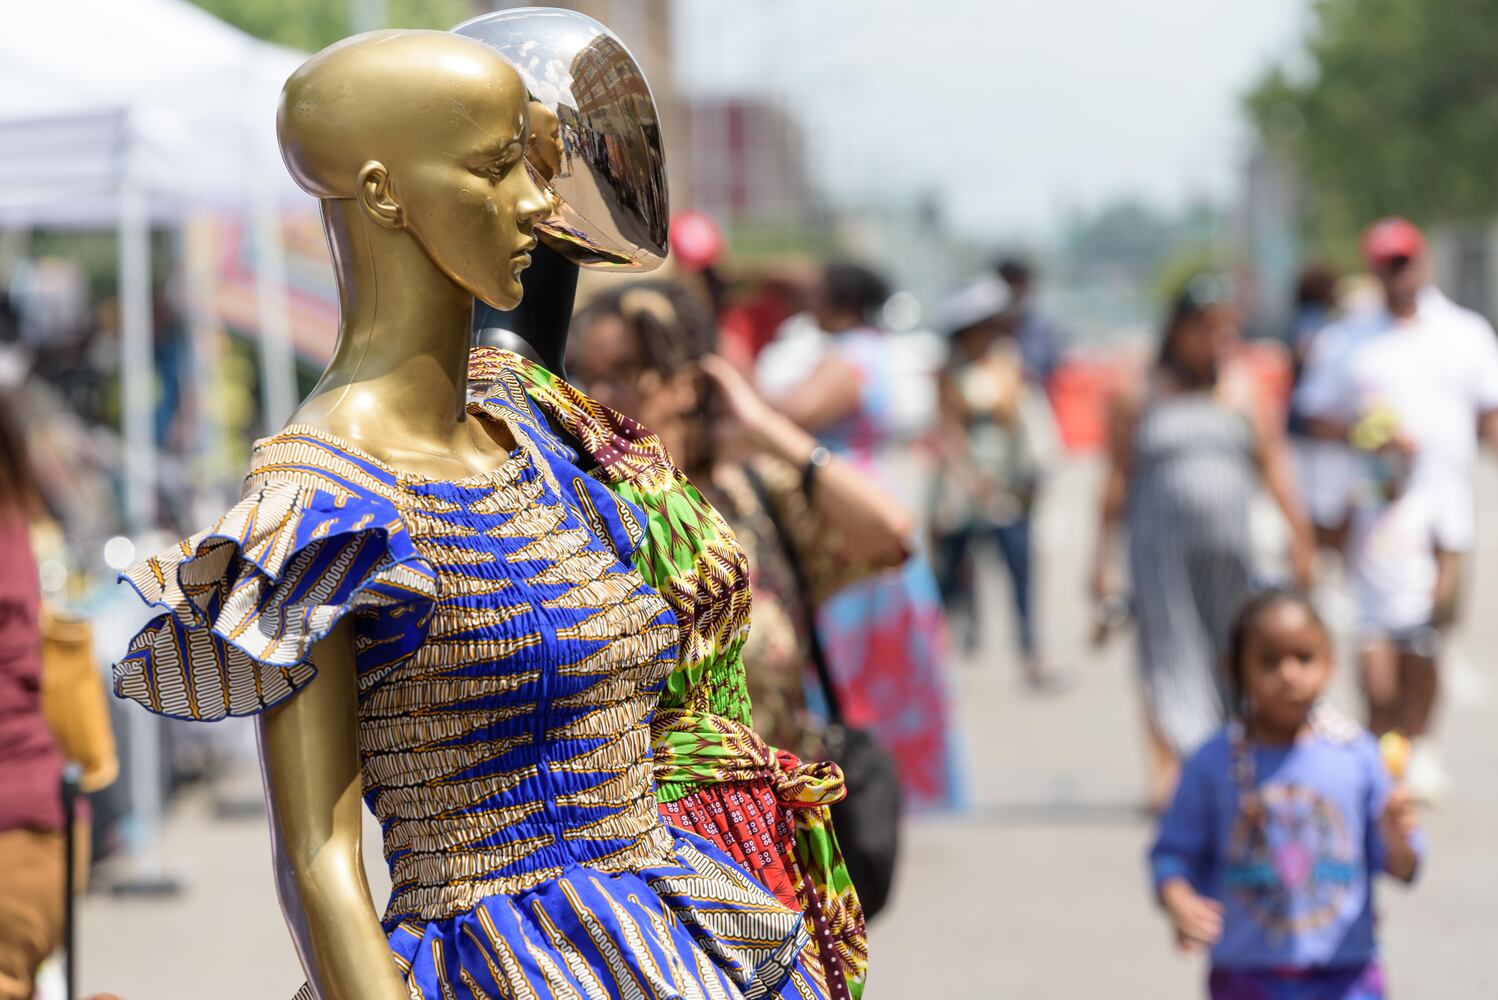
[1430,224,1498,322]
[684,97,814,225]
[1239,142,1304,341]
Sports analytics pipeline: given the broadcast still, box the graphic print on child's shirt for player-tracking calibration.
[1225,782,1358,945]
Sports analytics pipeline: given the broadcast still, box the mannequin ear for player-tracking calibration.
[355,161,403,230]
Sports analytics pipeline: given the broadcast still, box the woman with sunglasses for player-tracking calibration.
[1091,275,1314,813]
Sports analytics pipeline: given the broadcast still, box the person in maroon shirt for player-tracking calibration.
[0,390,69,1000]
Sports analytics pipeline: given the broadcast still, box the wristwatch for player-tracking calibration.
[801,445,832,495]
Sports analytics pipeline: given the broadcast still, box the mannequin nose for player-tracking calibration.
[517,164,550,227]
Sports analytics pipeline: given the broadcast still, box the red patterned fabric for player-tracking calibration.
[660,779,800,910]
[663,772,864,1000]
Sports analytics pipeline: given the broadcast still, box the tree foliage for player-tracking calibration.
[1061,199,1227,287]
[189,0,475,53]
[1246,0,1498,254]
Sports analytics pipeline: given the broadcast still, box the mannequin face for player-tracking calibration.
[278,31,550,310]
[454,11,670,271]
[392,94,549,310]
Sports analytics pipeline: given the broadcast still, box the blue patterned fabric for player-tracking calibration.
[116,371,829,1000]
[116,472,438,720]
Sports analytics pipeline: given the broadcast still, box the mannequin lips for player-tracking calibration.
[510,239,536,272]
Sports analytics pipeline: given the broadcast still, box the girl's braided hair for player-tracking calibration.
[1224,587,1329,835]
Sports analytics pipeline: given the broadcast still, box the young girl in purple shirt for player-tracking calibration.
[1150,589,1422,999]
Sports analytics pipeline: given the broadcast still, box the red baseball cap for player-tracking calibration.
[1361,217,1426,266]
[669,212,724,271]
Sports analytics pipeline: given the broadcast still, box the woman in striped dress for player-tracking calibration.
[1091,276,1314,812]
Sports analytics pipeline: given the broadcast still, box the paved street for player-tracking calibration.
[76,459,1498,999]
[870,460,1498,999]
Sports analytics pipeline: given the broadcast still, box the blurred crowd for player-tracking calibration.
[563,211,1496,818]
[1,208,1493,998]
[559,211,1483,995]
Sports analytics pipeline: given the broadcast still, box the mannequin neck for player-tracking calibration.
[474,241,578,377]
[294,199,474,449]
[472,241,598,470]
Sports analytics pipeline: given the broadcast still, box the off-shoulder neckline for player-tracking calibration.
[252,403,530,488]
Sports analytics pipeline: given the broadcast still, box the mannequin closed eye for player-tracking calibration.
[473,142,525,179]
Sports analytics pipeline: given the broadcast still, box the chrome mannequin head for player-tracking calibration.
[453,7,669,273]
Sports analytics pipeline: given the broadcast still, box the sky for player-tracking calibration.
[674,0,1312,240]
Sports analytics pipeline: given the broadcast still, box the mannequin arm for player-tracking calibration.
[256,620,406,1000]
[775,354,862,433]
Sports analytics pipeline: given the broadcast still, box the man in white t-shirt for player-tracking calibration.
[1295,217,1498,799]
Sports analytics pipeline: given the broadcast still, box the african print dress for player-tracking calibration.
[113,361,829,1000]
[471,350,868,999]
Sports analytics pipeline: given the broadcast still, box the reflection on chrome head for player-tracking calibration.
[454,7,669,272]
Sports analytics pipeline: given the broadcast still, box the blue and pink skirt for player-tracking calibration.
[1209,963,1384,1000]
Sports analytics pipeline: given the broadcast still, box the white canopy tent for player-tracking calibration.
[0,0,314,895]
[0,0,309,223]
[0,0,312,533]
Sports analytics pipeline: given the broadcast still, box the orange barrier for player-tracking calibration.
[1048,355,1127,454]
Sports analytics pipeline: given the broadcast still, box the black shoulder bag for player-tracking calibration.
[742,463,903,919]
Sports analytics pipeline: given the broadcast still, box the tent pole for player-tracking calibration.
[115,159,181,896]
[180,214,231,519]
[119,173,156,534]
[251,182,296,433]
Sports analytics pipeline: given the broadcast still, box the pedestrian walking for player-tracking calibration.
[0,394,70,1000]
[1150,589,1421,1000]
[995,256,1064,385]
[771,262,965,811]
[1295,218,1498,800]
[1284,265,1351,552]
[1093,276,1314,810]
[930,274,1062,689]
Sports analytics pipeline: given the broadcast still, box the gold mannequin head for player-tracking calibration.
[526,100,565,188]
[278,30,547,310]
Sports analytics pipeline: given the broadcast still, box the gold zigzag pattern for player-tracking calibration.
[241,421,685,924]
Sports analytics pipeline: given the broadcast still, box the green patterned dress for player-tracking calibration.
[470,348,868,999]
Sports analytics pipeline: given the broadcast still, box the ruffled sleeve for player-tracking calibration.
[114,479,438,721]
